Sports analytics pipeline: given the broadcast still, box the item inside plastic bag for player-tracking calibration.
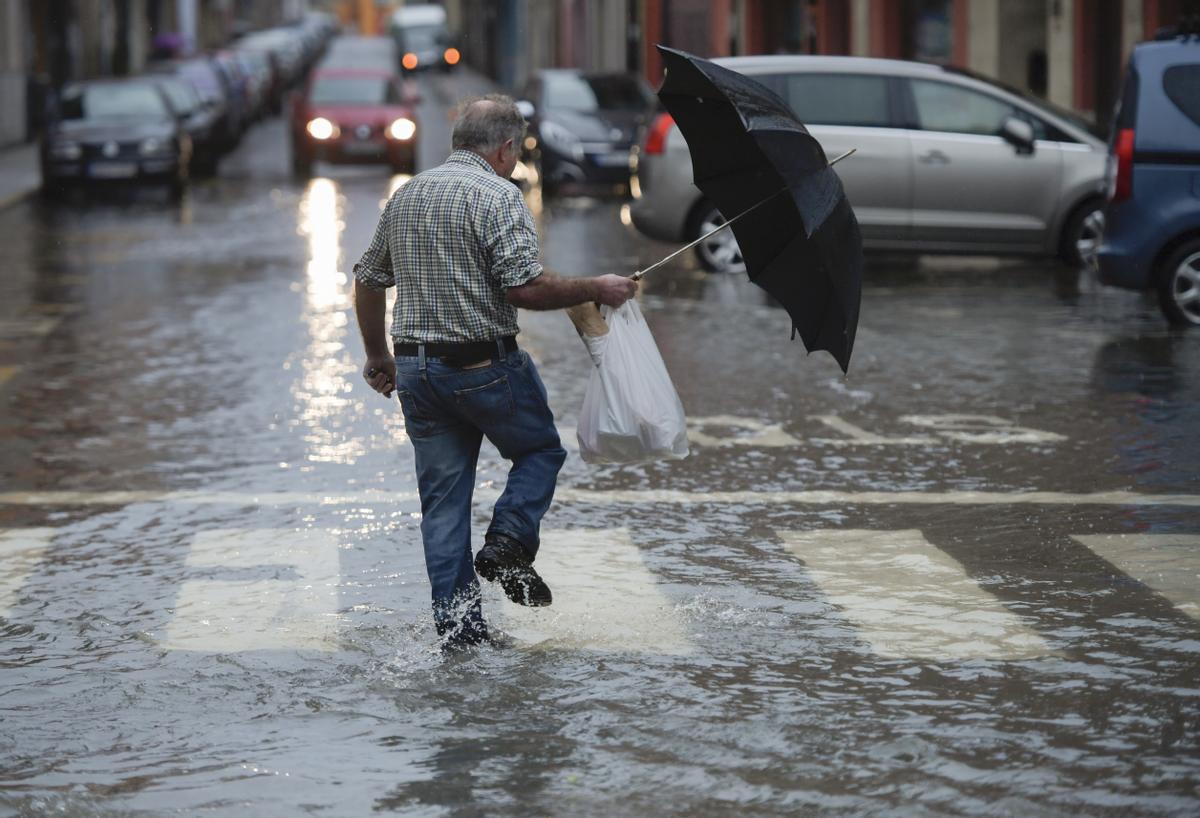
[573,300,689,464]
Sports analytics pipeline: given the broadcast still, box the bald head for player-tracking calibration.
[451,94,526,156]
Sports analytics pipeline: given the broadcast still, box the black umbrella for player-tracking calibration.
[635,45,863,373]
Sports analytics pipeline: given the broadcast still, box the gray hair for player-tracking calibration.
[451,94,526,154]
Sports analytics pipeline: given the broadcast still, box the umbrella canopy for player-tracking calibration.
[654,45,863,373]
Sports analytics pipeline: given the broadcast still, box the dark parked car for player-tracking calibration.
[290,67,419,176]
[150,58,240,148]
[40,79,190,198]
[146,73,222,176]
[517,69,655,194]
[1098,34,1200,326]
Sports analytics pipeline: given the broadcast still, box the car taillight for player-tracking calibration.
[643,113,674,155]
[1111,127,1134,202]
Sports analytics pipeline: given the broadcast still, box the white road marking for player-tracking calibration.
[500,528,692,654]
[1071,534,1200,620]
[810,414,935,446]
[1,488,1197,507]
[0,528,56,618]
[162,528,342,652]
[900,414,1067,444]
[811,414,1065,446]
[778,528,1052,660]
[687,415,803,448]
[0,316,62,340]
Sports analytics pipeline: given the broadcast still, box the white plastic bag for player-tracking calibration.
[576,300,689,464]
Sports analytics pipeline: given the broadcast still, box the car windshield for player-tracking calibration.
[543,73,650,112]
[60,84,169,120]
[400,24,443,50]
[157,80,199,115]
[310,76,393,105]
[943,65,1106,138]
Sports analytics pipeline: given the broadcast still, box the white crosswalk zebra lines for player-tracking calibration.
[777,528,1052,660]
[4,524,1198,657]
[499,528,693,654]
[0,528,56,618]
[1071,534,1200,620]
[161,528,342,652]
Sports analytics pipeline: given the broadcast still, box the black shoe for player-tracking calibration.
[474,534,552,607]
[437,619,490,653]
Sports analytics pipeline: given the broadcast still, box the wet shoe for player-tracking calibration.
[437,620,491,653]
[474,534,552,607]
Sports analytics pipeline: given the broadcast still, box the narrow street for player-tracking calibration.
[0,64,1197,817]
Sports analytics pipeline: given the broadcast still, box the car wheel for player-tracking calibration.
[1155,238,1200,327]
[690,202,746,274]
[1060,198,1105,270]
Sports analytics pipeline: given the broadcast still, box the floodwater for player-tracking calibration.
[0,67,1198,817]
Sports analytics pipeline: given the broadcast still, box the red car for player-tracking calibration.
[290,68,418,176]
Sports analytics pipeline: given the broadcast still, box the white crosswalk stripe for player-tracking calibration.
[0,528,56,618]
[778,528,1052,660]
[1071,534,1200,620]
[162,528,342,652]
[500,528,693,654]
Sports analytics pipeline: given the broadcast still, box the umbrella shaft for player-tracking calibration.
[632,148,856,281]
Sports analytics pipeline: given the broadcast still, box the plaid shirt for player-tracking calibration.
[352,150,543,344]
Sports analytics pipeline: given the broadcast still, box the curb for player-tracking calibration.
[0,187,36,211]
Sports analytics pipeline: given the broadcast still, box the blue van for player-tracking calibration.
[1097,33,1200,325]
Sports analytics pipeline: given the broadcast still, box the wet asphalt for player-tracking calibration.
[0,62,1198,818]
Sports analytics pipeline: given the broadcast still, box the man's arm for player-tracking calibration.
[506,271,636,311]
[354,280,395,396]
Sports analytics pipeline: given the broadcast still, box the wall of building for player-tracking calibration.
[0,0,28,146]
[1046,0,1074,110]
[997,0,1045,93]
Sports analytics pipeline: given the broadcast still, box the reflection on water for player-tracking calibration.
[296,178,361,464]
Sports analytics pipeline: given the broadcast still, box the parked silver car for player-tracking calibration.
[630,55,1108,273]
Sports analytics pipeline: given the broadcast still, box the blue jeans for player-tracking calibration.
[394,343,567,638]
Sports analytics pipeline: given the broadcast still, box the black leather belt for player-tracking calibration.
[394,336,517,366]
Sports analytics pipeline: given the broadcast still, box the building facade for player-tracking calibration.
[0,0,302,149]
[480,0,1195,126]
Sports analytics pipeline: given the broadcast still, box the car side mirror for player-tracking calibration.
[1000,116,1035,155]
[516,99,535,120]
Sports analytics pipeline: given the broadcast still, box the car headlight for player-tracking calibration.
[388,117,416,141]
[306,117,338,140]
[139,137,170,156]
[50,141,82,160]
[539,120,584,162]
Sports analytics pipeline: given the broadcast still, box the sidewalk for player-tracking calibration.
[0,141,39,210]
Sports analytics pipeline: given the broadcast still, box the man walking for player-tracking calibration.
[353,95,637,649]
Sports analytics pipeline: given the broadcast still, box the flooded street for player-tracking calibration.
[1,67,1198,817]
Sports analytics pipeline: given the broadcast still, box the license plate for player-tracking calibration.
[593,151,630,168]
[88,162,137,179]
[342,141,383,156]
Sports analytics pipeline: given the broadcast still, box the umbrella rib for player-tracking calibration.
[633,149,855,281]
